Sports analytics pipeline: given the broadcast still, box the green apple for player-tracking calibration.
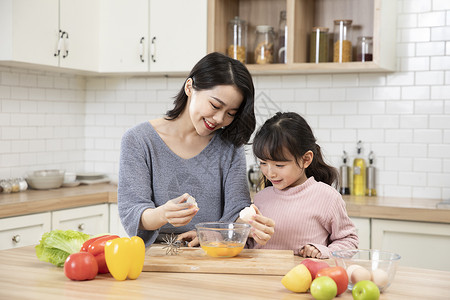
[310,276,338,300]
[352,280,380,300]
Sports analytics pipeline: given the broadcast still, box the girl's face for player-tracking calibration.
[258,150,313,190]
[185,79,243,136]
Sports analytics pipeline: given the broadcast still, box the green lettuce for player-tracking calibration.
[35,229,90,267]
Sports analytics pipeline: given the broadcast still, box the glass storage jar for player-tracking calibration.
[227,16,247,63]
[310,27,329,63]
[333,19,353,63]
[357,36,373,62]
[277,10,287,64]
[253,25,275,64]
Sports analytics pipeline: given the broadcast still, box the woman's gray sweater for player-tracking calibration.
[118,122,251,246]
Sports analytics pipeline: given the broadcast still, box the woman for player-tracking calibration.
[118,52,256,247]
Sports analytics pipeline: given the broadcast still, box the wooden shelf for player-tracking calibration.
[207,0,397,75]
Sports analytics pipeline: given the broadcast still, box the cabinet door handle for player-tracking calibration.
[54,30,64,57]
[139,37,145,62]
[78,223,85,231]
[12,235,21,243]
[62,31,69,58]
[151,36,156,63]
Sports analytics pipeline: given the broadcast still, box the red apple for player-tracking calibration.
[300,258,330,279]
[316,266,349,296]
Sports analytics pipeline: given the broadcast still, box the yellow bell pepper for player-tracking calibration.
[104,236,145,281]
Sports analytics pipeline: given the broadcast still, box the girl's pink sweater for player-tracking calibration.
[249,177,358,258]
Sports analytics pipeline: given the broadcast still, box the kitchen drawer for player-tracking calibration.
[372,219,450,271]
[0,212,51,250]
[52,204,108,236]
[109,204,128,237]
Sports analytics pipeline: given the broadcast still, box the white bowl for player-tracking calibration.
[64,172,77,183]
[26,170,65,190]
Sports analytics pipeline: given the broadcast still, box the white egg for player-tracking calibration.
[371,268,389,287]
[351,266,372,284]
[239,206,256,222]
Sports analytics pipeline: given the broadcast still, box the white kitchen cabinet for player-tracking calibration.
[350,217,370,250]
[109,204,128,237]
[148,0,208,73]
[0,0,99,72]
[0,0,59,66]
[52,204,109,236]
[371,219,450,271]
[98,0,149,73]
[0,212,51,250]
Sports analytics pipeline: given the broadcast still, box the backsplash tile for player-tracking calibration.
[0,0,449,200]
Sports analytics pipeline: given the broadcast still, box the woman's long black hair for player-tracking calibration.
[165,52,256,147]
[253,112,339,187]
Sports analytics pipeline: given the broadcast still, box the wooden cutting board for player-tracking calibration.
[143,246,296,275]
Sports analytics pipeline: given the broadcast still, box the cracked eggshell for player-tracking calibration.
[186,196,198,208]
[239,206,256,222]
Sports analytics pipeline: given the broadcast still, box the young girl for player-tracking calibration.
[246,112,358,258]
[118,52,256,247]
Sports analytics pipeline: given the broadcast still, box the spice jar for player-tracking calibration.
[254,25,275,64]
[277,11,287,63]
[333,19,352,63]
[310,27,329,63]
[18,177,28,191]
[0,180,12,193]
[10,178,20,193]
[227,16,247,63]
[357,36,373,62]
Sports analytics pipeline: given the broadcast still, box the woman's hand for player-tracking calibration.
[248,205,275,245]
[177,230,199,247]
[140,193,198,231]
[299,244,322,258]
[161,193,199,227]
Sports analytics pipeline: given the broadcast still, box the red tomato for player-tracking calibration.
[316,266,349,296]
[64,252,98,281]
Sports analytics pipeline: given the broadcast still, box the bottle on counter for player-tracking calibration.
[339,151,351,195]
[277,10,287,64]
[333,19,352,63]
[352,140,366,196]
[254,25,275,64]
[366,151,377,196]
[227,16,247,64]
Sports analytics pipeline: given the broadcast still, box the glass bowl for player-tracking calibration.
[332,249,401,292]
[195,222,251,258]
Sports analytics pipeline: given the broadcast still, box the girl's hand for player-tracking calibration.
[299,244,322,258]
[249,205,275,245]
[161,193,199,227]
[177,230,199,247]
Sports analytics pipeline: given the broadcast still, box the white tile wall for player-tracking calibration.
[0,0,449,200]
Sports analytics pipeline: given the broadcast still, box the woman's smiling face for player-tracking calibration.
[186,79,243,136]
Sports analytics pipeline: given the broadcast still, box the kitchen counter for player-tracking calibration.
[0,183,117,218]
[0,245,449,300]
[1,184,449,223]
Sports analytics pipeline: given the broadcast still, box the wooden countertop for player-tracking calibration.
[0,246,449,300]
[0,184,117,218]
[1,184,449,224]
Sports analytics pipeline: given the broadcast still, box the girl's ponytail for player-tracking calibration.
[306,143,339,187]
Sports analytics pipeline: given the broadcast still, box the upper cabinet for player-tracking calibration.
[207,0,397,74]
[98,0,149,73]
[148,0,208,73]
[0,0,60,67]
[0,0,99,72]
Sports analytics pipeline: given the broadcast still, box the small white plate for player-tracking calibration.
[76,173,106,180]
[62,181,81,188]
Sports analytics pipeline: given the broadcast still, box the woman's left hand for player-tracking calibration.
[249,205,275,245]
[299,244,322,258]
[177,230,199,247]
